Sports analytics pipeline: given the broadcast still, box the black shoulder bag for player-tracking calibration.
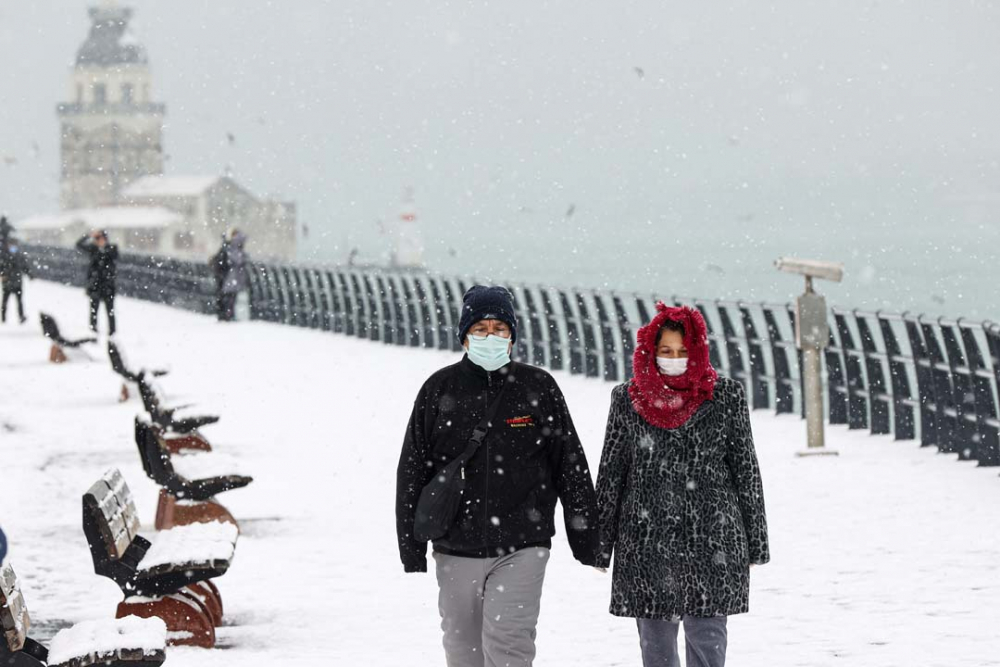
[414,382,508,542]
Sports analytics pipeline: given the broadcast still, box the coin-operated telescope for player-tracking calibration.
[775,257,844,455]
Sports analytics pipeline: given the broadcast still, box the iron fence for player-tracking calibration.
[23,244,1000,469]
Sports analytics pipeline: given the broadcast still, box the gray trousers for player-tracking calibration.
[636,616,728,667]
[433,547,550,667]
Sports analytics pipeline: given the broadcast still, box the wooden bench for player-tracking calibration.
[134,419,251,530]
[107,341,168,403]
[82,469,238,647]
[1,562,167,666]
[39,313,96,364]
[135,376,219,435]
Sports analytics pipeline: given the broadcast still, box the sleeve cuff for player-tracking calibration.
[403,558,427,573]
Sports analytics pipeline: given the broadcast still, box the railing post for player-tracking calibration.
[717,303,748,392]
[523,288,548,367]
[834,312,869,430]
[441,278,463,352]
[940,320,979,461]
[540,289,563,371]
[854,313,890,435]
[920,319,959,455]
[959,325,1000,466]
[876,315,915,440]
[739,305,770,410]
[593,292,620,382]
[762,306,795,415]
[560,291,584,375]
[612,295,636,382]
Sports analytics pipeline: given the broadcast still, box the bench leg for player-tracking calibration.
[155,489,238,531]
[117,593,215,648]
[119,382,130,403]
[162,431,213,454]
[184,581,224,627]
[49,344,67,364]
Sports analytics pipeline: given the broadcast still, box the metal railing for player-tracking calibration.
[24,243,1000,469]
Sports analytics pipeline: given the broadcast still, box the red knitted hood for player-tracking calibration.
[628,302,718,429]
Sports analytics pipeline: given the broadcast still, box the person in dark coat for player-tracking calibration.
[76,230,119,335]
[595,303,769,667]
[209,234,231,321]
[396,285,600,667]
[0,241,31,324]
[219,229,248,321]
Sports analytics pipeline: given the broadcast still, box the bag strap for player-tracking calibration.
[456,378,509,466]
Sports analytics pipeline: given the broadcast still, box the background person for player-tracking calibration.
[76,230,118,335]
[595,303,769,667]
[0,241,32,324]
[220,228,249,321]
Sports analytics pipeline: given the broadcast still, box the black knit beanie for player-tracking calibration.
[457,285,518,344]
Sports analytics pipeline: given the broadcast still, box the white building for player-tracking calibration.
[17,3,298,262]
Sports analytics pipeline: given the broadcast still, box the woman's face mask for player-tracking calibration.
[466,334,511,371]
[656,357,688,377]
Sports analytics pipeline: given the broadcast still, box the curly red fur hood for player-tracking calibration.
[628,302,718,429]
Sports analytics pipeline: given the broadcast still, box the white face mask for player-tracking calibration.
[656,357,688,376]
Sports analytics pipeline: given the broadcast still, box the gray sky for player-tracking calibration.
[1,1,998,314]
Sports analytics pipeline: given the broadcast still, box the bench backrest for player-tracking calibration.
[39,313,60,343]
[83,469,142,561]
[136,377,162,414]
[108,340,132,380]
[134,419,177,484]
[0,562,29,653]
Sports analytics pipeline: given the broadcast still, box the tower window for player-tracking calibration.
[93,83,107,105]
[121,83,133,105]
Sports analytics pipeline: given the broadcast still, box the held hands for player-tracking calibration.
[593,566,607,574]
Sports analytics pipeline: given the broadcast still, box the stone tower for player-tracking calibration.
[57,3,166,210]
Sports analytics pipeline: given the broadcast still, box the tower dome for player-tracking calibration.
[75,6,147,67]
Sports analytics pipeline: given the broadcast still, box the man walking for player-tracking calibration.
[396,285,600,667]
[0,242,31,324]
[76,230,118,335]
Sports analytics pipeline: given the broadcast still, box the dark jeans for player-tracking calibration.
[219,292,237,321]
[89,292,116,335]
[1,287,24,322]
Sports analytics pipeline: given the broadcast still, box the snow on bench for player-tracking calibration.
[46,616,167,667]
[2,562,167,667]
[139,521,238,573]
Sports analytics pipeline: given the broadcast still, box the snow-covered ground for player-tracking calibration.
[1,280,999,666]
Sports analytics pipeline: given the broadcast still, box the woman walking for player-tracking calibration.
[595,302,769,667]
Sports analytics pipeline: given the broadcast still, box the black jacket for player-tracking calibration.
[76,236,119,296]
[396,356,600,572]
[0,251,31,290]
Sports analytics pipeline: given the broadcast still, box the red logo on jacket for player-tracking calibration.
[506,415,535,428]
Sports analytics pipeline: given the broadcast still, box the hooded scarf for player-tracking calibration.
[628,302,718,429]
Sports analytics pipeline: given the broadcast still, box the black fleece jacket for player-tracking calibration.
[396,356,600,572]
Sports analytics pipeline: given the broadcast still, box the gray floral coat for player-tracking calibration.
[595,377,770,619]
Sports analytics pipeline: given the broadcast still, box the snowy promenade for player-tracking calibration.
[1,280,999,666]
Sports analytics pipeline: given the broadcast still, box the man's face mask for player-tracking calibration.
[656,357,688,376]
[466,334,511,372]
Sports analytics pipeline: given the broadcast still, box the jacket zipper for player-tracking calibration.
[484,371,492,548]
